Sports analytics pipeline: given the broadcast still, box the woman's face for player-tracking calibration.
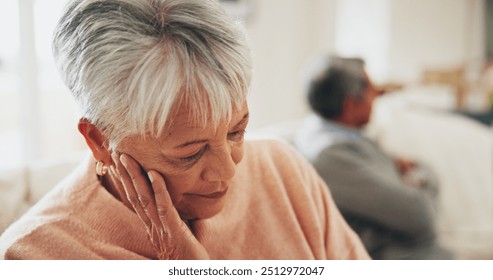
[117,102,249,220]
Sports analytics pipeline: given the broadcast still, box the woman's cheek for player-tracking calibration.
[231,142,244,165]
[160,172,192,204]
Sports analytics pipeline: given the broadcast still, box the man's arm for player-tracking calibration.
[313,142,437,242]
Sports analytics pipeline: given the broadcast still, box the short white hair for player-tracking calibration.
[53,0,252,147]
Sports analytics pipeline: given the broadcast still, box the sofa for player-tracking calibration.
[367,85,493,259]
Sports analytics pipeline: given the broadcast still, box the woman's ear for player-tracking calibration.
[78,118,111,165]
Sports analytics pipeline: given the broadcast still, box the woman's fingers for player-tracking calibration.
[146,171,208,258]
[120,154,158,214]
[117,155,179,249]
[113,154,152,227]
[147,170,175,223]
[112,153,208,259]
[119,155,180,230]
[108,154,133,210]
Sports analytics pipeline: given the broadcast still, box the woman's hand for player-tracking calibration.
[111,153,209,260]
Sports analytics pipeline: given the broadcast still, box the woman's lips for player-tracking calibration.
[191,188,228,199]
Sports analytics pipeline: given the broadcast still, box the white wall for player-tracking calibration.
[387,0,470,83]
[333,0,485,85]
[334,0,391,83]
[244,0,337,129]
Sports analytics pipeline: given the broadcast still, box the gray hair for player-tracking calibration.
[306,55,366,119]
[53,0,252,147]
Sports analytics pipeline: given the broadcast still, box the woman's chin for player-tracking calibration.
[177,195,227,220]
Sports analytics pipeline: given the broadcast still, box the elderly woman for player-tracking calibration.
[0,0,368,260]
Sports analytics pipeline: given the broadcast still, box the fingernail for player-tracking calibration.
[147,171,155,183]
[120,154,128,167]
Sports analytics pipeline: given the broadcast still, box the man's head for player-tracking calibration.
[306,56,377,128]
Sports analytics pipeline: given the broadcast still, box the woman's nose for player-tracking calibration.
[201,144,236,182]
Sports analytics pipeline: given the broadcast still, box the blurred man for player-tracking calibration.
[294,56,453,259]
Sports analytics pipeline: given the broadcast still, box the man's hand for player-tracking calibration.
[394,158,416,175]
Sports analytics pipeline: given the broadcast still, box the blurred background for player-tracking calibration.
[0,0,489,166]
[0,0,492,259]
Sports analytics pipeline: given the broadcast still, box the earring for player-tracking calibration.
[96,161,108,176]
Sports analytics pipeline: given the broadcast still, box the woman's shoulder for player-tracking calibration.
[0,188,151,259]
[243,139,308,175]
[239,140,370,260]
[241,139,322,193]
[0,214,149,259]
[0,157,151,259]
[244,139,306,165]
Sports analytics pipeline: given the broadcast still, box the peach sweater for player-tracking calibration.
[0,140,369,259]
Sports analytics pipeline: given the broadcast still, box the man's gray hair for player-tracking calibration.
[306,55,366,119]
[53,0,252,147]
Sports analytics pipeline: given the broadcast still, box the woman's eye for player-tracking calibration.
[179,148,206,163]
[228,129,246,141]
